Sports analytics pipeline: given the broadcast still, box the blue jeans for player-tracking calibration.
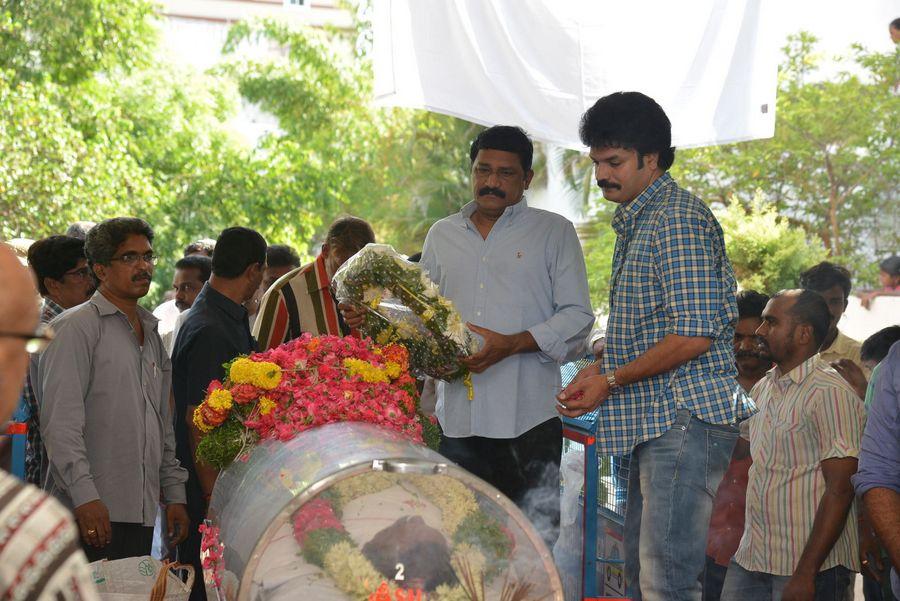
[720,559,855,601]
[624,409,738,600]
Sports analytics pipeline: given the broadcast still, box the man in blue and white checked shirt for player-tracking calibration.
[558,92,755,600]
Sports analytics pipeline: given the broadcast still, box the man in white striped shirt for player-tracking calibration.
[722,290,866,601]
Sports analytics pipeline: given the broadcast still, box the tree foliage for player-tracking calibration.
[673,33,899,282]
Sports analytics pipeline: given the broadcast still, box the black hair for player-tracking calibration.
[184,239,216,257]
[27,236,86,296]
[211,227,267,279]
[407,252,422,263]
[175,254,212,283]
[892,17,900,29]
[799,261,852,301]
[84,218,154,267]
[579,91,676,170]
[65,221,96,240]
[325,217,375,252]
[266,245,301,269]
[879,255,900,277]
[736,290,770,320]
[861,326,900,364]
[469,125,534,172]
[772,289,832,348]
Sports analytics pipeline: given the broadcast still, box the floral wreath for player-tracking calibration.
[290,472,515,601]
[331,244,478,399]
[192,334,440,470]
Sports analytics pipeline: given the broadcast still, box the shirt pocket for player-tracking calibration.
[762,402,815,468]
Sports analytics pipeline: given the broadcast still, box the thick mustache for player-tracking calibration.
[132,273,152,282]
[597,179,621,190]
[736,350,767,359]
[478,186,505,198]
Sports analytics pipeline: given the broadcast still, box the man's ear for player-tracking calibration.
[643,152,659,172]
[524,169,534,190]
[44,277,60,297]
[321,242,330,258]
[796,323,815,348]
[92,264,106,284]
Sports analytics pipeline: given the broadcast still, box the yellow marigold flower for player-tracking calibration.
[383,361,402,379]
[343,358,389,384]
[229,358,282,390]
[192,406,214,433]
[258,396,276,416]
[252,362,282,389]
[207,389,233,412]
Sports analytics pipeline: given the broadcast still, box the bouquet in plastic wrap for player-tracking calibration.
[332,244,479,396]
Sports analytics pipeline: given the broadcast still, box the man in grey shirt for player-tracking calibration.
[37,217,189,560]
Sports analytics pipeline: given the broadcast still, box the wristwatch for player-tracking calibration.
[604,371,622,394]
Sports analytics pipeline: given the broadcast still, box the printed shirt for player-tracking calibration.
[36,291,187,526]
[253,255,347,350]
[0,470,100,601]
[420,198,594,438]
[596,173,753,455]
[23,297,64,485]
[734,355,866,576]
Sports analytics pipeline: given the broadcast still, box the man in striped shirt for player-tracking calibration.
[253,217,374,349]
[0,243,99,601]
[722,290,866,601]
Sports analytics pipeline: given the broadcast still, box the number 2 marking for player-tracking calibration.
[395,563,405,581]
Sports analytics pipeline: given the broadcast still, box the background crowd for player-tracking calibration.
[0,93,898,601]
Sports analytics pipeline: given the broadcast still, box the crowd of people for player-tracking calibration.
[0,89,897,601]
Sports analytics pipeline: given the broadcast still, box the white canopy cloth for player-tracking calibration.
[373,0,779,149]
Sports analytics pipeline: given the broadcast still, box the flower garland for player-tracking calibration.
[292,473,511,600]
[331,244,478,399]
[193,334,440,469]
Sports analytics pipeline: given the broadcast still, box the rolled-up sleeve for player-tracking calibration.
[852,343,900,496]
[39,315,99,508]
[652,212,721,339]
[526,221,594,363]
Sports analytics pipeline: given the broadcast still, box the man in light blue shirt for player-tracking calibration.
[418,126,593,541]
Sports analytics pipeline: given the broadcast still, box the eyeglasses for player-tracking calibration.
[62,266,91,280]
[472,165,522,182]
[110,252,158,266]
[0,324,55,353]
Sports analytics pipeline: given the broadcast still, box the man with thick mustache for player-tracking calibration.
[37,217,189,560]
[558,92,754,600]
[343,126,593,544]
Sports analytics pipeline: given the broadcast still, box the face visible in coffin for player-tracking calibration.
[361,515,455,591]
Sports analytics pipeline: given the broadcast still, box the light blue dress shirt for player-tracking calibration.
[421,198,594,438]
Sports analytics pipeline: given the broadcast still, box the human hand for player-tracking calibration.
[166,503,191,545]
[781,572,815,601]
[74,499,111,547]
[338,302,366,330]
[460,324,518,373]
[859,292,876,310]
[859,524,884,582]
[556,373,608,418]
[830,359,868,399]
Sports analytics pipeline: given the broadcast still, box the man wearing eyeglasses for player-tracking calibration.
[36,217,190,560]
[22,235,96,486]
[0,243,100,600]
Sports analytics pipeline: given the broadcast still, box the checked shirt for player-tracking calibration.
[596,173,754,455]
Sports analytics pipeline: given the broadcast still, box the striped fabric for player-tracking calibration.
[734,355,866,576]
[0,470,99,601]
[595,173,753,455]
[252,255,346,351]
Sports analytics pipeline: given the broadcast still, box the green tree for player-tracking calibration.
[715,193,828,293]
[673,33,900,282]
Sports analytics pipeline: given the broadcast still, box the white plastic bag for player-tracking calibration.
[554,446,585,601]
[89,557,194,601]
